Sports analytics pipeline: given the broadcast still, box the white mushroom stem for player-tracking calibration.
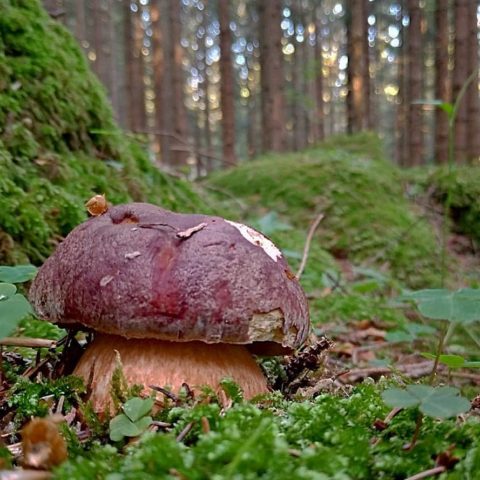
[73,334,269,413]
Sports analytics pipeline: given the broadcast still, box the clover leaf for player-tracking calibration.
[109,397,154,442]
[382,385,470,419]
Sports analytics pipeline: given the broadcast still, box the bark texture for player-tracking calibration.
[167,0,189,167]
[218,0,237,166]
[466,1,480,162]
[124,1,147,132]
[346,0,369,133]
[434,0,450,164]
[258,0,287,152]
[453,0,469,163]
[405,0,424,166]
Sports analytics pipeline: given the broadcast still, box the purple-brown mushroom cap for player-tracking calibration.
[29,203,310,353]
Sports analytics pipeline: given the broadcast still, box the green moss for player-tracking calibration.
[405,165,480,245]
[206,134,444,288]
[0,0,210,264]
[7,375,84,424]
[53,385,480,480]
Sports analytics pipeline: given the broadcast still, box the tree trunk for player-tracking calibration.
[201,6,212,171]
[91,0,115,105]
[218,0,236,166]
[395,0,407,165]
[453,0,469,163]
[346,0,369,133]
[466,0,480,162]
[167,0,189,167]
[151,0,170,165]
[405,0,424,166]
[314,7,324,142]
[258,0,287,152]
[363,0,373,130]
[124,1,146,133]
[434,0,450,164]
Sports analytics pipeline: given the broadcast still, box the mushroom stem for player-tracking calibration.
[73,334,269,412]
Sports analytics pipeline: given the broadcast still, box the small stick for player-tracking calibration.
[0,338,57,348]
[296,213,325,279]
[149,385,179,402]
[176,422,194,442]
[404,466,446,480]
[151,421,172,428]
[55,395,65,415]
[0,470,52,480]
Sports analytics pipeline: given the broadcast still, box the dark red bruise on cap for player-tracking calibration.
[29,203,309,352]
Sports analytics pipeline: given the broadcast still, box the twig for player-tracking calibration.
[0,470,52,480]
[176,422,194,442]
[385,406,403,423]
[404,466,446,480]
[6,442,22,457]
[151,421,172,429]
[0,338,57,348]
[296,213,325,279]
[149,385,179,402]
[338,361,434,383]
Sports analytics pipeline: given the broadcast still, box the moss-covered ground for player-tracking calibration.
[1,1,479,479]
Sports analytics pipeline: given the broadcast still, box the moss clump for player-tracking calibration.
[405,165,480,245]
[206,134,444,288]
[0,0,209,264]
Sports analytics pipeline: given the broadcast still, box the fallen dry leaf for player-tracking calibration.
[22,417,68,470]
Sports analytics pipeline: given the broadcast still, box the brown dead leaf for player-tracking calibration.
[22,418,68,470]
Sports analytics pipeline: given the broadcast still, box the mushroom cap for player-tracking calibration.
[29,203,310,352]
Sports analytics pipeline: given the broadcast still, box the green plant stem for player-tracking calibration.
[429,321,455,384]
[463,326,480,350]
[406,412,423,451]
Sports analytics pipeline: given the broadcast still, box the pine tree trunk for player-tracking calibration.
[395,0,407,165]
[201,6,212,171]
[363,0,373,130]
[218,0,237,166]
[258,0,287,152]
[167,0,189,167]
[453,0,469,163]
[466,0,480,162]
[405,0,424,166]
[434,0,450,164]
[124,2,146,133]
[151,0,170,165]
[91,0,115,106]
[346,0,368,133]
[314,8,324,142]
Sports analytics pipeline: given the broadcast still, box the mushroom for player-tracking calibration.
[29,203,309,412]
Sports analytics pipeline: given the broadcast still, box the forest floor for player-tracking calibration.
[1,134,480,480]
[2,3,479,477]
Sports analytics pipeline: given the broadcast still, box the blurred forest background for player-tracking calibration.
[40,0,480,175]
